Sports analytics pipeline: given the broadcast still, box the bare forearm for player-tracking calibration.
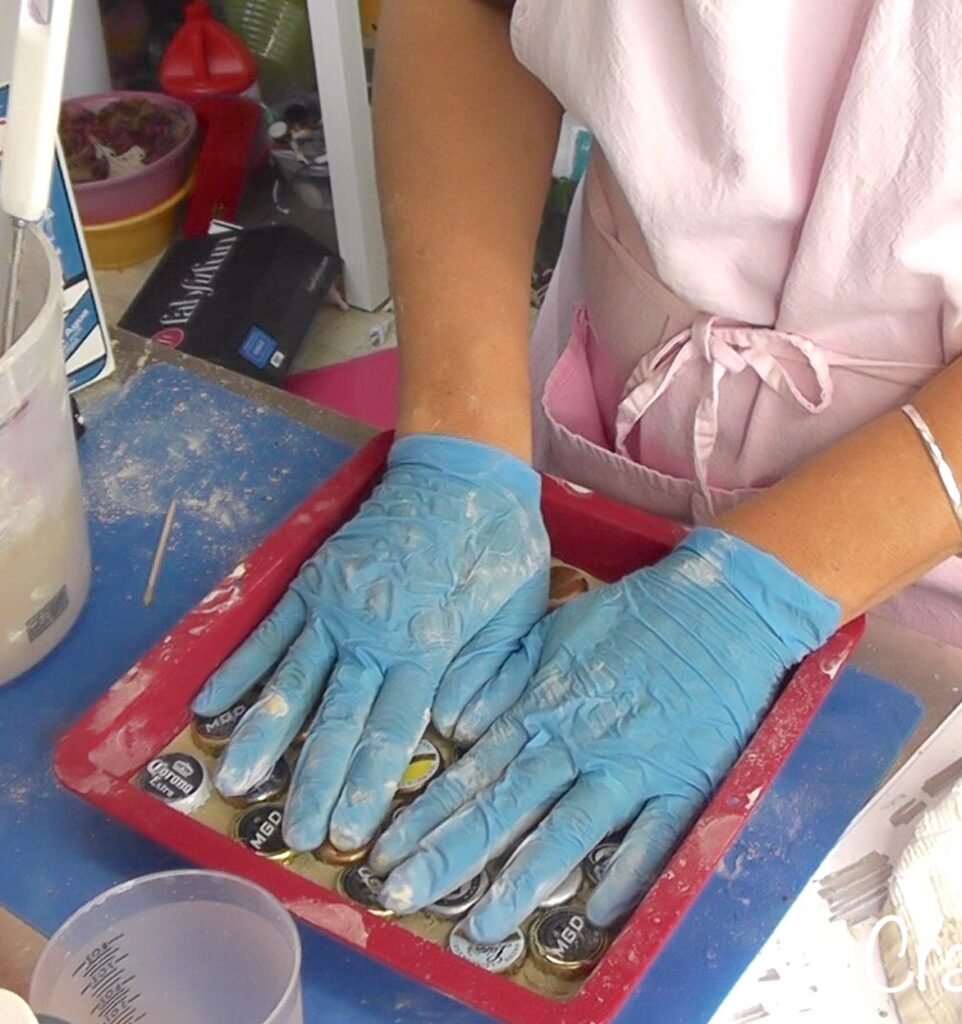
[373,1,561,460]
[716,359,962,621]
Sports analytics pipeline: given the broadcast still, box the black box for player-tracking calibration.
[120,225,341,384]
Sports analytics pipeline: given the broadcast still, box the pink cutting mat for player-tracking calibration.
[285,348,399,430]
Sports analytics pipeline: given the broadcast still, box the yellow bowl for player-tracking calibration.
[82,172,195,271]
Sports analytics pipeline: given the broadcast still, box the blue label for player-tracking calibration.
[1,84,112,390]
[239,326,278,369]
[64,286,98,358]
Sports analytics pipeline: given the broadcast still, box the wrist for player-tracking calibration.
[389,433,542,509]
[673,528,841,657]
[395,418,532,463]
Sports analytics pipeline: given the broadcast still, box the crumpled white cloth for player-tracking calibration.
[882,777,962,1024]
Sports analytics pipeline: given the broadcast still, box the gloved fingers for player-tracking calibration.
[328,663,436,851]
[379,737,575,915]
[465,772,633,942]
[213,617,336,796]
[450,615,550,748]
[586,792,702,928]
[368,714,528,875]
[282,655,385,851]
[192,590,306,715]
[431,573,548,738]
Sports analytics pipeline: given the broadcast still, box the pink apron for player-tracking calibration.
[515,0,962,644]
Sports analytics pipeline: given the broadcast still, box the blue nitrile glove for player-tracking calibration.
[191,434,549,852]
[370,528,840,940]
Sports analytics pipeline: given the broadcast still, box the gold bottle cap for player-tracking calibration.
[233,804,295,862]
[336,865,395,918]
[448,923,527,975]
[396,738,442,799]
[315,837,371,866]
[530,907,608,977]
[222,756,291,809]
[548,564,590,606]
[190,696,255,754]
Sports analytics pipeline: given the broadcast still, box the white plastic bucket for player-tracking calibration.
[0,220,91,686]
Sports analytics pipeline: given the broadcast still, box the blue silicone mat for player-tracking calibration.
[0,362,923,1023]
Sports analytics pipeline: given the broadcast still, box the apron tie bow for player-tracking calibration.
[614,314,834,515]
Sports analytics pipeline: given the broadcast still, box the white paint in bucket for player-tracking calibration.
[0,219,91,685]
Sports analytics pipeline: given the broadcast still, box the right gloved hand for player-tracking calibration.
[191,434,550,853]
[371,528,840,939]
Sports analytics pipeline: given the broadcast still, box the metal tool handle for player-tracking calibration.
[0,0,75,224]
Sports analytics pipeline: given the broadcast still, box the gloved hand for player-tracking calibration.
[192,434,549,852]
[370,528,839,940]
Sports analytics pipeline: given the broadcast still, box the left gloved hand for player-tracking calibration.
[191,434,549,853]
[370,528,839,941]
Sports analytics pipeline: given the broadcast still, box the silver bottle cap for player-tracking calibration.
[140,753,210,814]
[448,923,527,974]
[504,834,584,907]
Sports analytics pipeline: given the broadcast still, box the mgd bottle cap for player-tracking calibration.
[530,907,608,977]
[233,804,294,862]
[190,694,255,753]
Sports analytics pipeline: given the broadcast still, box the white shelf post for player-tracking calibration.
[306,0,390,311]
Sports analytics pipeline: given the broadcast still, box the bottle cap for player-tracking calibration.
[530,907,607,977]
[140,753,210,814]
[538,862,583,908]
[584,843,620,887]
[427,871,490,918]
[233,804,294,862]
[336,865,394,918]
[191,695,255,754]
[223,757,291,808]
[396,738,442,799]
[315,837,371,867]
[504,835,584,908]
[448,923,527,975]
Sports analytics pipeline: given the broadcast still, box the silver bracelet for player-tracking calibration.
[901,403,962,539]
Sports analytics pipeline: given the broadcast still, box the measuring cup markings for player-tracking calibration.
[72,933,146,1023]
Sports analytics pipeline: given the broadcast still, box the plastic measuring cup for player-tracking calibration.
[0,220,91,687]
[29,871,303,1024]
